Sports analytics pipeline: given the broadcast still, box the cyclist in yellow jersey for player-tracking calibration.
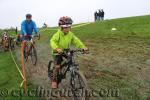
[50,16,88,89]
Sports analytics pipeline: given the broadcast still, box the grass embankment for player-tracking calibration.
[39,15,150,100]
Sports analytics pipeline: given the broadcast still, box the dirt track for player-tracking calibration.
[15,42,91,100]
[15,36,150,100]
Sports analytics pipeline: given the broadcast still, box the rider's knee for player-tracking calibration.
[22,41,26,44]
[55,64,60,69]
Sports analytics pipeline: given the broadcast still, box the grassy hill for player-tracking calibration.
[0,15,150,100]
[72,15,150,100]
[38,15,150,100]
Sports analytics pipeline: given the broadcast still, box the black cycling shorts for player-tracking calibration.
[54,55,63,65]
[21,36,32,41]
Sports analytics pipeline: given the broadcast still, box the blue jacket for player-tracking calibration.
[21,20,38,35]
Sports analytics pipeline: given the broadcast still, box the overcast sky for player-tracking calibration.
[0,0,150,29]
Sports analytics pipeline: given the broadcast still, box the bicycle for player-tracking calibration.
[21,34,40,65]
[48,49,89,100]
[2,37,10,51]
[9,36,15,50]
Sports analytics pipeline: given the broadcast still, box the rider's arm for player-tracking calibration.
[50,33,59,50]
[71,34,86,49]
[21,21,27,35]
[33,21,39,34]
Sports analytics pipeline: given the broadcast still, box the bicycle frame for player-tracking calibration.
[57,50,81,83]
[25,39,34,52]
[22,34,40,50]
[22,36,36,53]
[49,49,88,100]
[21,35,39,65]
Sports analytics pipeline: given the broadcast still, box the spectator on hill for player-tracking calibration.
[101,9,105,20]
[43,23,48,28]
[15,27,18,34]
[94,11,98,22]
[97,9,102,21]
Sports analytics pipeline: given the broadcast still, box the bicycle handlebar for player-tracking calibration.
[33,34,40,40]
[21,34,40,41]
[54,49,89,55]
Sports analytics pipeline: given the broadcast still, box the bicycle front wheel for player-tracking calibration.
[70,70,88,100]
[30,46,37,65]
[48,60,54,80]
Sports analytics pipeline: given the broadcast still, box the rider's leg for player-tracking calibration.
[21,41,26,50]
[51,55,62,89]
[51,64,60,88]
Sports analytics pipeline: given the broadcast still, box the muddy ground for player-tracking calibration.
[15,36,150,100]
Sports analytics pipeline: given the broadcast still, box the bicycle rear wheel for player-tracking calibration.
[24,44,28,63]
[9,38,15,50]
[30,46,37,65]
[70,70,88,100]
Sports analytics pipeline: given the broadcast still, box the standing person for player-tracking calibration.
[43,23,47,28]
[101,9,105,20]
[20,14,39,40]
[97,9,101,21]
[50,16,88,89]
[15,27,18,34]
[94,11,98,22]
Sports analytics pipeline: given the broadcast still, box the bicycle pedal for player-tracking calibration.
[61,76,66,79]
[57,78,62,84]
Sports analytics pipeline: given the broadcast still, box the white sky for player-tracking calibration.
[0,0,150,29]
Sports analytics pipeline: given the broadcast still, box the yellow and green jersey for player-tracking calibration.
[50,29,86,54]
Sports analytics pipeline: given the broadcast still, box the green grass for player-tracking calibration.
[0,52,19,99]
[0,52,21,89]
[0,44,39,99]
[41,15,150,42]
[72,15,150,39]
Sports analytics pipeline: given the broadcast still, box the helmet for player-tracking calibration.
[58,16,73,27]
[26,14,32,18]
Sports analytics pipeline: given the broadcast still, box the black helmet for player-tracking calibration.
[26,14,32,18]
[58,16,73,27]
